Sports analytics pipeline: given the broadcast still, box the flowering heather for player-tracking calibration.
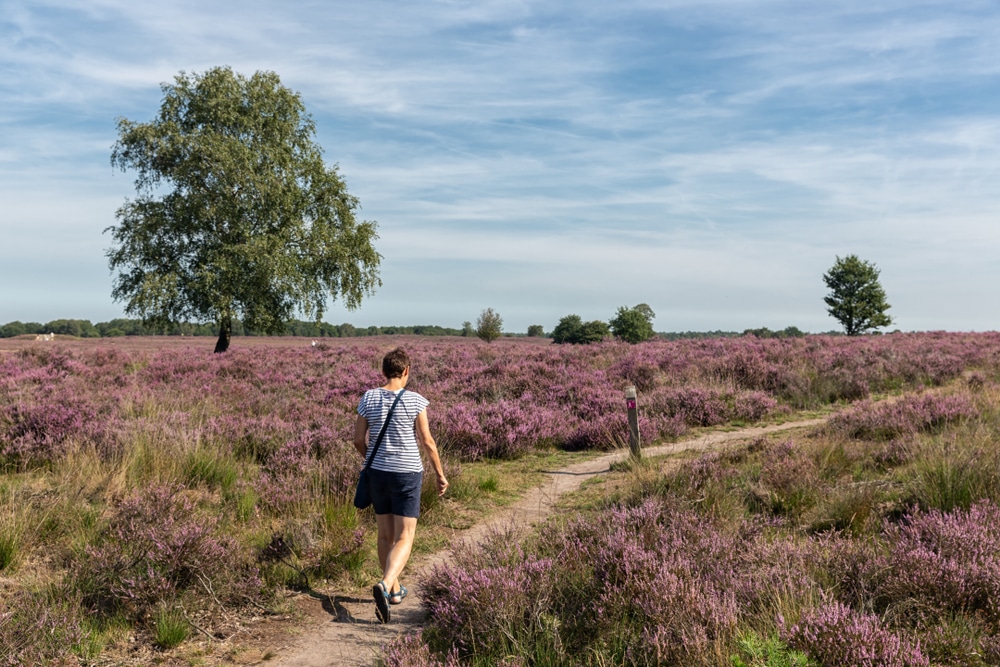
[827,392,977,440]
[878,500,1000,623]
[783,602,929,667]
[2,333,1000,661]
[0,589,86,666]
[382,632,462,667]
[419,499,813,665]
[75,485,263,620]
[2,332,999,470]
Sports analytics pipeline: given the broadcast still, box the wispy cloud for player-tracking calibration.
[1,0,998,330]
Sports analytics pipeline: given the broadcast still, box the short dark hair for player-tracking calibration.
[382,347,410,379]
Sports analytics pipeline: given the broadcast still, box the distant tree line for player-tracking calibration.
[0,318,842,342]
[0,319,464,339]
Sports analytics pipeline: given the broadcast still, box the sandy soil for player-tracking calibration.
[265,417,825,667]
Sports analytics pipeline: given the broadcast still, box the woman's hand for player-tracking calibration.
[436,475,449,497]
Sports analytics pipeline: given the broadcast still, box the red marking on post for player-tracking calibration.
[626,399,636,410]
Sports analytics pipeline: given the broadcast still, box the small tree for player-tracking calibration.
[552,315,583,344]
[527,324,545,337]
[579,320,610,343]
[823,255,892,336]
[609,303,656,344]
[107,67,381,353]
[475,308,503,343]
[461,321,474,337]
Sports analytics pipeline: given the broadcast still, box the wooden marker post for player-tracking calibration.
[625,385,641,459]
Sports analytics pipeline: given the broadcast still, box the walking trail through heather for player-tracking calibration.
[268,417,826,667]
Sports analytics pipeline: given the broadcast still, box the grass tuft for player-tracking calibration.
[153,607,189,649]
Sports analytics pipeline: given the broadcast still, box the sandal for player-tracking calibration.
[388,585,408,605]
[373,580,390,623]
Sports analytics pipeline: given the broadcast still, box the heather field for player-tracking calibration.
[2,332,1000,665]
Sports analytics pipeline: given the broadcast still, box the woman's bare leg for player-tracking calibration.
[376,513,417,594]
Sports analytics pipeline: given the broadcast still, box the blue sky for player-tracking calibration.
[2,0,998,333]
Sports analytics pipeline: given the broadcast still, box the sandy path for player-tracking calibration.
[267,418,825,667]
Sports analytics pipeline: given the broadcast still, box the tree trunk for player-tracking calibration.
[214,315,232,353]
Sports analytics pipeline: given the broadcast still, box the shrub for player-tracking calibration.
[828,393,977,441]
[0,589,86,665]
[879,501,1000,623]
[382,632,461,667]
[75,485,264,621]
[422,527,556,660]
[783,602,928,667]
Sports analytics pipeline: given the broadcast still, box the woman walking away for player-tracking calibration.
[354,347,448,623]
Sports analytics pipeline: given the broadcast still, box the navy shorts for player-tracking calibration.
[368,469,423,518]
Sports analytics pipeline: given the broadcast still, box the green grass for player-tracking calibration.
[730,631,816,667]
[182,447,240,492]
[0,525,20,572]
[153,608,189,649]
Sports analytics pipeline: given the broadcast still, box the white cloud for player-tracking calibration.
[2,0,999,330]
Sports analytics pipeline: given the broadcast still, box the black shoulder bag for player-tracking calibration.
[353,389,405,509]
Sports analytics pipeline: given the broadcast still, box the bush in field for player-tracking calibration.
[878,501,1000,624]
[75,485,264,621]
[526,324,545,337]
[0,589,86,665]
[382,632,462,667]
[828,393,977,440]
[420,500,813,665]
[783,601,928,667]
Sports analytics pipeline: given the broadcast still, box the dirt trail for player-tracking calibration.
[267,418,825,667]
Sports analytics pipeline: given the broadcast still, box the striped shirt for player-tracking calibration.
[357,388,429,473]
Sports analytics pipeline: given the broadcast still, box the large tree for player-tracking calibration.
[107,67,381,352]
[823,254,892,336]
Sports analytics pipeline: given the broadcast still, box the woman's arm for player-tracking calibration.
[415,410,449,496]
[353,414,369,457]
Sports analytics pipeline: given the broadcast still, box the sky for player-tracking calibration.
[2,0,998,333]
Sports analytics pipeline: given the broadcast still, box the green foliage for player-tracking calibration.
[153,608,189,649]
[0,525,20,572]
[552,314,583,344]
[462,321,474,337]
[552,314,610,344]
[743,326,807,339]
[579,319,610,343]
[609,303,656,344]
[0,321,28,337]
[527,324,545,337]
[107,66,381,351]
[823,255,892,336]
[730,630,816,667]
[475,308,503,343]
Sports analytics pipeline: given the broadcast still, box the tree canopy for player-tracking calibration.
[106,67,381,352]
[609,303,656,344]
[552,314,610,344]
[823,255,892,336]
[475,308,503,343]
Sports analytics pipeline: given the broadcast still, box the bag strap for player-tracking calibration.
[362,389,405,471]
